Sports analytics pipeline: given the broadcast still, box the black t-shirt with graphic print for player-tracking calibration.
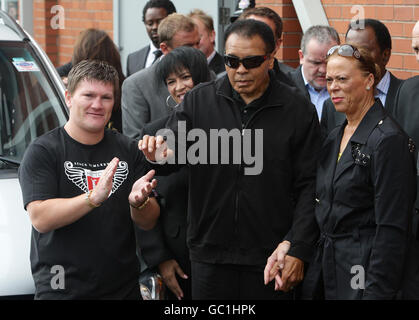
[18,127,148,299]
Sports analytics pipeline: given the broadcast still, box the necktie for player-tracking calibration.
[152,49,163,64]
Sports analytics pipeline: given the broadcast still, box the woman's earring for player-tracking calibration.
[166,95,178,109]
[366,86,371,91]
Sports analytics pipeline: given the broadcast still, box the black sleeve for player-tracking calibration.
[18,141,58,210]
[363,133,416,299]
[287,103,321,262]
[145,92,195,176]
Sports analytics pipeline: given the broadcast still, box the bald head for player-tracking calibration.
[413,20,419,63]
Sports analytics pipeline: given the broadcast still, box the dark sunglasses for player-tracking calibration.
[326,44,362,60]
[223,54,269,69]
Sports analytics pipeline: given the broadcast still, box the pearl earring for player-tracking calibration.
[366,86,371,91]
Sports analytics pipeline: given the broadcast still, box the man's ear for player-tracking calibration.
[275,38,282,52]
[382,48,391,66]
[210,30,216,44]
[65,90,71,109]
[160,42,170,55]
[298,49,304,65]
[268,54,275,69]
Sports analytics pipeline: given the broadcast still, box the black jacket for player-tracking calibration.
[320,72,403,139]
[126,45,150,77]
[286,65,310,101]
[136,117,191,299]
[154,72,321,266]
[304,101,417,299]
[393,76,419,210]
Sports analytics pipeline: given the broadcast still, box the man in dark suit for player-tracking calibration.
[239,6,296,87]
[188,9,225,75]
[126,0,176,77]
[122,13,200,300]
[287,25,340,120]
[392,20,419,238]
[321,19,403,137]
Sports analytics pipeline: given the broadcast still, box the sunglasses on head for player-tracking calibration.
[327,44,362,60]
[223,54,269,69]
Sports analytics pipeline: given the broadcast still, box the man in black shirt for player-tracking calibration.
[18,60,160,299]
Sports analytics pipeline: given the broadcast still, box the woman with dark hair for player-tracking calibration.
[265,45,417,299]
[156,46,211,107]
[57,28,124,132]
[138,46,211,301]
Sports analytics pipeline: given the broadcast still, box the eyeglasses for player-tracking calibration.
[327,44,362,60]
[223,54,269,69]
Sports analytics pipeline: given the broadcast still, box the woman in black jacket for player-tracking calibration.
[266,45,417,299]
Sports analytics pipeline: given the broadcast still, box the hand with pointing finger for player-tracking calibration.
[138,135,174,163]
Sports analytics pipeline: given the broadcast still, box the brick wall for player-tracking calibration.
[323,0,419,78]
[256,0,419,79]
[33,0,113,67]
[32,0,419,78]
[256,0,302,68]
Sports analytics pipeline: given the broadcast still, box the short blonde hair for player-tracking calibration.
[158,13,196,47]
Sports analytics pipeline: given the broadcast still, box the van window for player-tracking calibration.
[0,41,67,172]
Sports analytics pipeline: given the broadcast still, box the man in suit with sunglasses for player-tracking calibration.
[139,19,321,300]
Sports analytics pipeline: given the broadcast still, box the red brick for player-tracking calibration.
[404,23,417,37]
[390,69,414,80]
[393,38,415,54]
[404,55,419,70]
[386,22,404,37]
[329,20,350,34]
[387,53,403,69]
[324,6,342,19]
[282,19,302,33]
[375,6,394,20]
[341,5,375,20]
[283,33,302,47]
[394,7,414,21]
[282,47,300,60]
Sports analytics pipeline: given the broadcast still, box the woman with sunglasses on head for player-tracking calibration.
[137,46,211,301]
[300,44,417,299]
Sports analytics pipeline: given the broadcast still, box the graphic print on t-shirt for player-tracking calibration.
[64,161,129,195]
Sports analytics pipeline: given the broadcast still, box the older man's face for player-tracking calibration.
[225,33,273,104]
[299,38,338,91]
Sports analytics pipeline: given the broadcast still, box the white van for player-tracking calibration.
[0,10,68,297]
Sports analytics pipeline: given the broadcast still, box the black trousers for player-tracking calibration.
[191,261,294,300]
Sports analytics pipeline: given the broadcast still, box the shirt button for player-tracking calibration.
[244,110,247,114]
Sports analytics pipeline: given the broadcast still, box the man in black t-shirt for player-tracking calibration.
[18,60,160,299]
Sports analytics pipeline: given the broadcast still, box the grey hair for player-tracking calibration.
[300,25,340,55]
